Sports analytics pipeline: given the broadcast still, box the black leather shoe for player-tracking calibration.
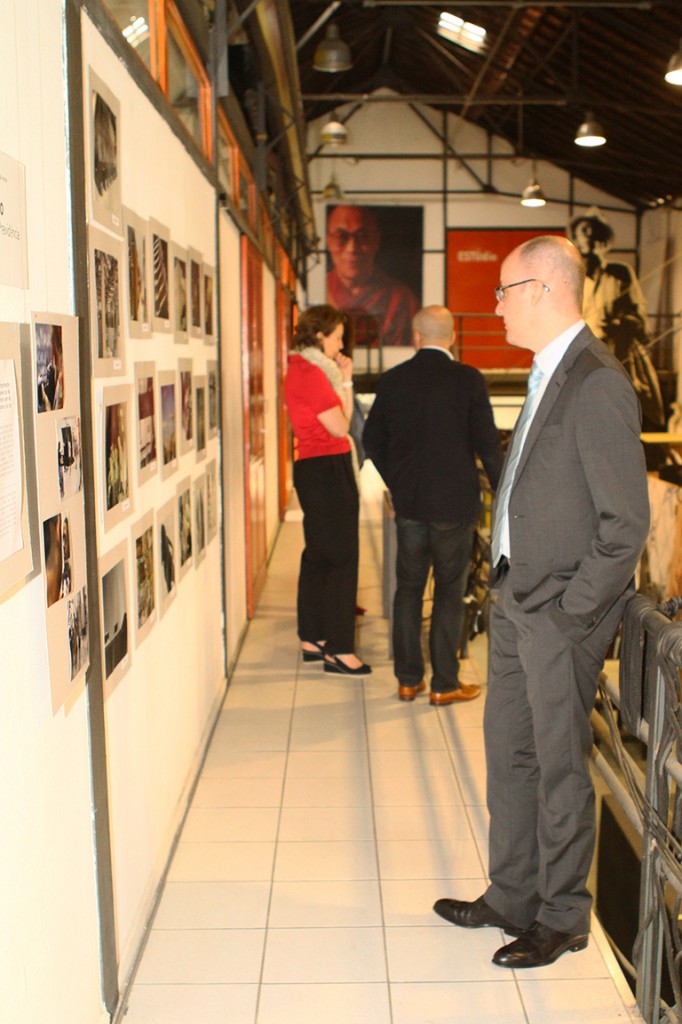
[492,921,589,968]
[433,896,525,937]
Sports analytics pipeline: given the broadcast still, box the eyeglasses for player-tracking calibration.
[495,278,550,303]
[328,228,376,248]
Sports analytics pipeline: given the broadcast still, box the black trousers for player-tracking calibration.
[294,452,359,654]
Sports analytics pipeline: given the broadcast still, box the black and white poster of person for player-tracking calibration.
[88,69,122,232]
[67,585,88,683]
[89,226,125,377]
[56,416,82,501]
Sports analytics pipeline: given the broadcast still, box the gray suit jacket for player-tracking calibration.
[498,325,650,642]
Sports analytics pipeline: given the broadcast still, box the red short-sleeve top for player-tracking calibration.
[285,354,351,460]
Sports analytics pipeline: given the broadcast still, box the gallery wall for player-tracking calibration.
[0,2,107,1023]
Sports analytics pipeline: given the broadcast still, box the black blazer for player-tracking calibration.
[363,348,502,524]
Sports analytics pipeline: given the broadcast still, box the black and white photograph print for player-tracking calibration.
[133,512,155,645]
[67,585,89,683]
[177,479,192,580]
[171,243,188,343]
[188,248,203,338]
[159,370,178,481]
[36,322,65,413]
[150,219,171,332]
[207,361,218,438]
[100,542,130,694]
[56,417,82,500]
[103,386,133,531]
[89,226,125,377]
[193,474,206,566]
[60,514,72,600]
[43,512,63,608]
[89,69,122,232]
[195,376,206,462]
[179,360,193,455]
[203,265,215,343]
[205,458,218,542]
[135,363,157,486]
[124,208,150,338]
[156,497,176,617]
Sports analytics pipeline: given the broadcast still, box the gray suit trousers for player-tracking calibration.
[483,572,625,935]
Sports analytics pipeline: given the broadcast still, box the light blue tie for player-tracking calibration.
[491,361,544,567]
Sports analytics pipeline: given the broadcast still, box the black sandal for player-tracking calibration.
[324,654,372,676]
[302,640,326,663]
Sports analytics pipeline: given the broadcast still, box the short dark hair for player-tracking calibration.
[292,305,345,351]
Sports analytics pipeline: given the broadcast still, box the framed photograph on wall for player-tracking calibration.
[193,473,206,566]
[203,264,215,344]
[178,358,193,456]
[87,68,122,233]
[132,510,156,647]
[134,362,157,486]
[194,374,206,463]
[102,384,133,531]
[56,416,82,500]
[188,247,203,339]
[123,208,151,338]
[67,586,89,686]
[325,204,422,350]
[170,242,189,344]
[207,360,218,439]
[156,496,177,617]
[177,477,193,580]
[158,369,178,481]
[150,218,171,333]
[99,540,130,697]
[205,458,218,543]
[89,225,125,377]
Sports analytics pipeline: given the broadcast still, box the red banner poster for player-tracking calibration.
[446,228,564,369]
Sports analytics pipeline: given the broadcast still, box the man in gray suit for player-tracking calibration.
[434,236,649,968]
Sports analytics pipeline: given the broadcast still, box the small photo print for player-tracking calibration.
[101,555,129,684]
[194,474,206,565]
[89,70,121,231]
[159,372,177,480]
[150,219,171,331]
[67,585,89,682]
[105,401,130,512]
[56,417,82,500]
[177,481,192,579]
[203,266,215,342]
[60,513,73,600]
[195,379,206,462]
[171,244,188,343]
[207,362,218,438]
[157,498,177,616]
[179,363,193,454]
[136,366,157,484]
[43,512,63,608]
[124,208,150,337]
[206,459,218,542]
[189,249,202,338]
[94,246,122,359]
[36,322,65,413]
[135,522,155,634]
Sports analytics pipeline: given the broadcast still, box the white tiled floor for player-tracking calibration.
[123,467,644,1023]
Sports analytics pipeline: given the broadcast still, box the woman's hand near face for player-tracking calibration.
[336,353,353,381]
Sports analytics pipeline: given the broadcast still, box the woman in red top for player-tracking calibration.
[285,305,371,675]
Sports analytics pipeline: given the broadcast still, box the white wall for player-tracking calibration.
[0,2,107,1023]
[219,209,248,671]
[80,12,226,986]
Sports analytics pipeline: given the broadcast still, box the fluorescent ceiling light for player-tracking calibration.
[437,12,486,54]
[122,16,149,49]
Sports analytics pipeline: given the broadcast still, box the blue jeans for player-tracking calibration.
[393,518,474,692]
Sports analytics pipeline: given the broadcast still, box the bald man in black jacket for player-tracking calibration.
[363,305,502,705]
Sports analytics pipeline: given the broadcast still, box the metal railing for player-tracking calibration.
[593,594,682,1023]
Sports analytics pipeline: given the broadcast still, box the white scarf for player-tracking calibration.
[297,346,359,487]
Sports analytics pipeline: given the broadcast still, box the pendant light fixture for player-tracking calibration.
[574,111,606,148]
[520,162,546,207]
[313,23,352,73]
[665,38,682,84]
[320,114,348,147]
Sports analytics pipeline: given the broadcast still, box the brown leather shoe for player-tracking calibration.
[430,684,481,705]
[398,681,426,701]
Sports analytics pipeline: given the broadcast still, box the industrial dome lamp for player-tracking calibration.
[520,180,546,208]
[665,37,682,84]
[574,111,606,147]
[313,23,352,73]
[320,114,348,147]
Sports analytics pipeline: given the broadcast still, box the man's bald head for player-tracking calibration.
[413,305,455,351]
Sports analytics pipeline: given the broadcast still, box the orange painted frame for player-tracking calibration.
[155,0,212,161]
